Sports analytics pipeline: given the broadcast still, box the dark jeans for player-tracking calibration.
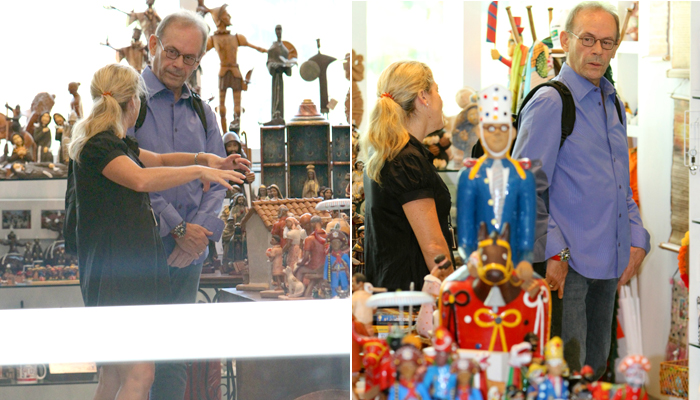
[533,262,617,380]
[150,263,203,400]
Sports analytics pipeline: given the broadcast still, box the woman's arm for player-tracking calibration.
[139,148,251,172]
[403,198,454,280]
[102,155,243,193]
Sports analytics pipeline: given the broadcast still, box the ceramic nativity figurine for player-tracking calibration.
[268,183,283,200]
[611,355,650,400]
[270,205,289,249]
[127,0,161,41]
[256,184,270,201]
[206,4,267,133]
[387,344,431,400]
[302,164,321,198]
[33,112,53,162]
[223,131,254,183]
[111,27,149,73]
[8,133,33,163]
[265,24,297,125]
[267,234,284,290]
[537,337,569,400]
[321,187,333,200]
[282,217,304,271]
[68,82,83,120]
[324,228,350,298]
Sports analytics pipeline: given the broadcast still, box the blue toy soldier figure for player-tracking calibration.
[456,83,536,273]
[388,344,432,400]
[324,228,350,297]
[537,337,569,400]
[421,327,456,400]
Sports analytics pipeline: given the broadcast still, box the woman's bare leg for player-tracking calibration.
[115,362,155,400]
[93,365,120,400]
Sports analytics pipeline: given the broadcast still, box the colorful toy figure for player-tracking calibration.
[388,344,431,400]
[611,355,650,400]
[302,164,321,198]
[283,217,304,270]
[526,360,547,400]
[295,216,327,295]
[416,273,442,337]
[450,357,483,400]
[422,327,456,400]
[508,340,535,392]
[537,337,569,400]
[271,206,289,248]
[257,184,270,201]
[353,333,395,399]
[324,229,350,298]
[267,235,284,289]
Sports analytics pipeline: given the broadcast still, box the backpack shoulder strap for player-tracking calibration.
[190,91,209,137]
[134,94,148,132]
[613,93,623,124]
[515,80,576,149]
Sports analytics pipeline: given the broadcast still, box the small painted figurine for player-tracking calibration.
[421,327,456,400]
[452,102,480,164]
[302,164,321,198]
[127,0,161,40]
[295,215,327,286]
[1,231,21,254]
[324,229,350,298]
[223,131,255,184]
[257,185,270,201]
[283,217,304,270]
[8,133,33,163]
[351,273,374,335]
[387,344,431,400]
[267,234,284,289]
[321,187,334,200]
[611,355,650,400]
[268,184,284,200]
[34,112,53,162]
[68,82,83,120]
[23,243,33,264]
[451,357,484,400]
[31,239,43,261]
[508,340,535,392]
[353,333,395,399]
[271,206,289,248]
[415,272,442,337]
[266,24,297,125]
[537,337,569,400]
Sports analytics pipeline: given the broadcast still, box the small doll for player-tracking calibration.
[267,235,284,289]
[387,344,431,400]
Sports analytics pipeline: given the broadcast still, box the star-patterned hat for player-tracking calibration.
[618,355,651,373]
[544,336,564,361]
[432,326,454,352]
[478,84,512,125]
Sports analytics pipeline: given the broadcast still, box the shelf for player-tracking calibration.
[617,40,640,54]
[659,242,681,253]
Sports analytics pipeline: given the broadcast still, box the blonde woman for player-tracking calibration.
[360,61,454,291]
[68,63,248,400]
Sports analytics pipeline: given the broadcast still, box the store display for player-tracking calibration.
[204,3,267,133]
[303,164,321,198]
[351,49,364,127]
[265,24,297,126]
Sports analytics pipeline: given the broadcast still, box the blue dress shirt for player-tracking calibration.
[127,67,226,264]
[511,63,650,279]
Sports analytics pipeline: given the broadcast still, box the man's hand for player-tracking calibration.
[174,223,212,256]
[167,244,198,268]
[546,258,568,299]
[617,246,647,291]
[207,153,252,173]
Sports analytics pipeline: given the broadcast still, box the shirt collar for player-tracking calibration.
[560,62,615,102]
[142,66,192,101]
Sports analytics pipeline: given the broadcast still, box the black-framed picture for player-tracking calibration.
[41,210,65,231]
[2,210,31,229]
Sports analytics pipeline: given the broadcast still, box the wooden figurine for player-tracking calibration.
[302,164,321,198]
[353,333,395,399]
[256,184,270,201]
[282,217,304,271]
[268,183,284,200]
[537,337,569,400]
[321,187,334,200]
[8,133,33,163]
[324,228,350,298]
[126,0,161,41]
[295,215,327,296]
[452,102,479,165]
[422,327,457,400]
[68,82,83,120]
[60,113,77,163]
[205,4,267,133]
[266,24,297,125]
[223,131,255,184]
[300,39,336,114]
[270,205,289,248]
[325,210,350,237]
[611,355,650,400]
[351,49,365,127]
[451,357,483,400]
[387,344,430,400]
[107,27,149,73]
[282,265,304,297]
[33,112,53,162]
[267,235,284,289]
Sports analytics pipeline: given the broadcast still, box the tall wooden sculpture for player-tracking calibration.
[300,39,336,115]
[265,25,297,126]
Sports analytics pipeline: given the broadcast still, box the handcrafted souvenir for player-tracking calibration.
[283,217,304,269]
[416,273,442,337]
[265,25,297,125]
[106,27,148,73]
[281,265,304,297]
[387,344,431,400]
[321,187,334,200]
[33,112,53,162]
[324,229,350,298]
[508,341,535,392]
[611,355,650,400]
[451,357,484,400]
[490,10,529,113]
[268,183,284,200]
[303,165,321,198]
[351,49,365,127]
[353,333,395,399]
[424,129,452,169]
[31,239,43,261]
[8,133,33,163]
[113,0,161,41]
[300,39,336,114]
[205,4,267,132]
[1,231,22,254]
[256,185,270,201]
[526,361,547,400]
[25,92,56,142]
[422,327,456,399]
[267,235,284,289]
[325,210,350,236]
[452,103,480,164]
[352,276,375,335]
[223,131,255,184]
[270,206,289,248]
[68,83,83,119]
[295,215,327,297]
[537,337,569,400]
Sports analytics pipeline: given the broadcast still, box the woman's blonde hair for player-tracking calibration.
[68,63,146,162]
[360,61,434,185]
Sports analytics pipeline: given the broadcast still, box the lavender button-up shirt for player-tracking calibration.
[127,67,225,264]
[512,63,650,279]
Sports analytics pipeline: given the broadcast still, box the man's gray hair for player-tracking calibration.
[155,9,210,56]
[565,1,620,42]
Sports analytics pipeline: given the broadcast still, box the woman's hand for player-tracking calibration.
[199,167,246,192]
[206,153,252,173]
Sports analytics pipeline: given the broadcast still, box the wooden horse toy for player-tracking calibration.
[439,222,551,354]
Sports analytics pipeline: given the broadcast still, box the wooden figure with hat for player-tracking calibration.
[324,226,350,298]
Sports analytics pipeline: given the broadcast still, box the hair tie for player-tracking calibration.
[380,92,394,100]
[102,92,113,97]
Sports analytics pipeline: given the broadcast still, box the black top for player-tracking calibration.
[363,135,452,291]
[73,131,171,306]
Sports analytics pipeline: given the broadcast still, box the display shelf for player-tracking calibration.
[0,281,79,289]
[0,376,97,387]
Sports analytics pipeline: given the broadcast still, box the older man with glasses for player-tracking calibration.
[511,1,650,380]
[126,9,233,400]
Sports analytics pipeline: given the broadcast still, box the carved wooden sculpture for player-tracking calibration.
[300,39,336,114]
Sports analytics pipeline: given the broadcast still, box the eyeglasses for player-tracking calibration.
[485,125,510,133]
[156,37,200,66]
[566,31,616,50]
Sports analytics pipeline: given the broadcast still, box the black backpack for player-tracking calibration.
[64,91,209,255]
[471,80,623,158]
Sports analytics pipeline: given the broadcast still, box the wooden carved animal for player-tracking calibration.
[283,266,305,297]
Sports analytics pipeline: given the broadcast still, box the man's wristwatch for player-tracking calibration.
[551,248,570,262]
[171,221,187,239]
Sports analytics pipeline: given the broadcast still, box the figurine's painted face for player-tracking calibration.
[547,361,564,377]
[259,187,267,197]
[286,219,294,229]
[398,360,418,380]
[225,141,241,155]
[270,187,279,198]
[275,25,282,41]
[457,370,473,385]
[481,123,513,157]
[560,9,618,87]
[624,366,645,388]
[54,115,65,125]
[435,351,449,366]
[150,23,203,95]
[41,113,51,126]
[324,190,333,200]
[466,107,479,125]
[307,169,315,179]
[236,197,245,206]
[11,134,23,147]
[507,37,516,58]
[330,238,344,251]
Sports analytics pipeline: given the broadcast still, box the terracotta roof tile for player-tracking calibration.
[246,198,330,231]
